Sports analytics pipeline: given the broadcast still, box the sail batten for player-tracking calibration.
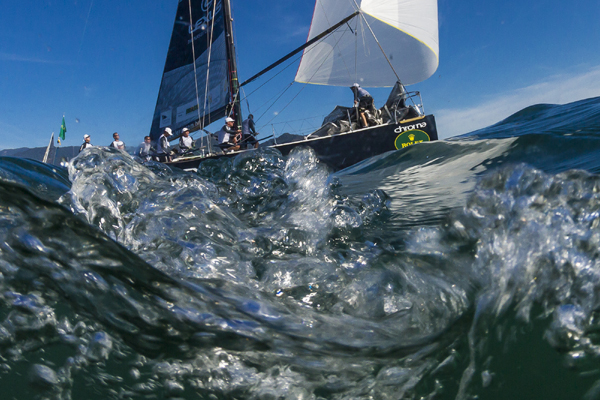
[295,0,439,87]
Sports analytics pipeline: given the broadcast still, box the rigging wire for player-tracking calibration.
[241,9,360,107]
[239,4,384,138]
[252,16,356,131]
[241,7,363,131]
[261,114,326,126]
[259,4,408,136]
[188,0,210,152]
[199,0,219,153]
[314,0,357,83]
[255,82,295,124]
[187,0,207,150]
[225,0,244,128]
[355,5,401,82]
[257,27,352,132]
[78,0,94,58]
[354,11,358,83]
[241,87,251,115]
[240,53,303,104]
[247,3,359,130]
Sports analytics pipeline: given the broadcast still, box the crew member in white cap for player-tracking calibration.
[178,127,194,153]
[156,127,173,162]
[217,117,240,152]
[79,134,93,153]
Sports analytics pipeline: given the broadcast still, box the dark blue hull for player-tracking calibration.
[168,115,438,171]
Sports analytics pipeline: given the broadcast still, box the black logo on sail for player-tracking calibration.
[201,0,221,12]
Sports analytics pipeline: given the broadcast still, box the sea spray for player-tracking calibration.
[2,97,600,399]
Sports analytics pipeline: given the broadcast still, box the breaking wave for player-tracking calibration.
[1,96,600,399]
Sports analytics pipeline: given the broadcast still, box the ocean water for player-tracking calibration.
[1,96,600,399]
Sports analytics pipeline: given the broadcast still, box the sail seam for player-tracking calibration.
[258,28,351,131]
[295,24,355,87]
[325,1,358,83]
[358,11,400,82]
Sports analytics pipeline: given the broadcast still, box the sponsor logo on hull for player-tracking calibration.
[394,121,428,134]
[394,129,431,149]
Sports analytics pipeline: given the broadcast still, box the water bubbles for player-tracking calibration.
[14,147,599,398]
[481,370,493,388]
[85,331,113,362]
[545,304,587,350]
[29,364,59,387]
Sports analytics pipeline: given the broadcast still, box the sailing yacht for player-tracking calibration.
[150,0,440,171]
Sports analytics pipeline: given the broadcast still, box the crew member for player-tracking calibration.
[350,83,375,128]
[109,132,125,150]
[217,117,240,152]
[241,114,259,149]
[178,127,194,153]
[137,136,154,161]
[79,134,93,153]
[156,127,173,162]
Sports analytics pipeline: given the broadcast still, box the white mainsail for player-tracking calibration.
[295,0,439,87]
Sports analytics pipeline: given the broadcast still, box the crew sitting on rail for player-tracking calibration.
[178,127,194,153]
[79,134,93,153]
[241,114,259,149]
[217,117,241,152]
[109,132,125,150]
[350,83,375,128]
[137,136,154,161]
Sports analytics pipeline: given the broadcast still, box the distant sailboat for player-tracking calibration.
[151,0,440,171]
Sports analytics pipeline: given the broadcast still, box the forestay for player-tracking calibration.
[149,0,230,141]
[295,0,439,87]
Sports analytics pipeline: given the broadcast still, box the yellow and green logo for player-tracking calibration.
[394,130,431,149]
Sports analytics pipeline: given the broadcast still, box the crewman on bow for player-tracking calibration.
[350,83,375,128]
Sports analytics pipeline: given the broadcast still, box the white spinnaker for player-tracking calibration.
[295,0,439,87]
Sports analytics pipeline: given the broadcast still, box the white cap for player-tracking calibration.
[225,117,235,123]
[181,127,189,133]
[352,83,360,87]
[163,127,172,135]
[83,134,90,139]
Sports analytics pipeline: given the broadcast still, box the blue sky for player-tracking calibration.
[1,0,599,150]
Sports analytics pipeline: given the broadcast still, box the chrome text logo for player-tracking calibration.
[394,121,427,134]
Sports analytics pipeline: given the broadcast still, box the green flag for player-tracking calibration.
[58,116,67,143]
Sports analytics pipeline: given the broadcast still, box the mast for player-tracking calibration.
[42,133,54,164]
[222,0,242,131]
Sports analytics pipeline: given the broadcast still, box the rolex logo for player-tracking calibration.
[408,134,415,141]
